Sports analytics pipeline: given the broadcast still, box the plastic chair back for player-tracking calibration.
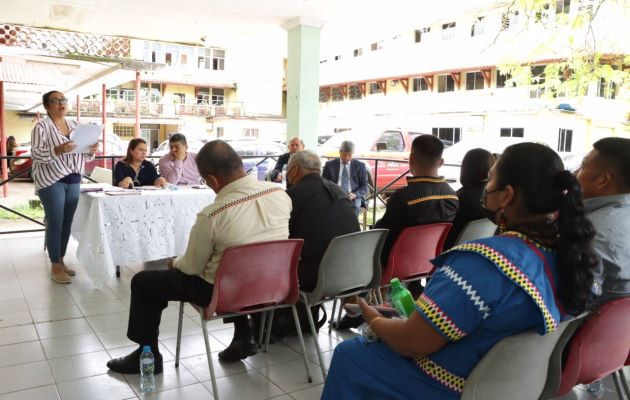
[205,239,304,318]
[304,229,387,303]
[462,320,571,400]
[90,166,113,185]
[456,218,497,245]
[381,223,451,284]
[557,297,630,396]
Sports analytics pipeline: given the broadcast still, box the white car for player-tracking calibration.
[151,139,208,157]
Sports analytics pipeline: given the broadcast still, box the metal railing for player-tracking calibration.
[1,154,460,235]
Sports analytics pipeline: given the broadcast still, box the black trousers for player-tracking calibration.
[127,269,214,347]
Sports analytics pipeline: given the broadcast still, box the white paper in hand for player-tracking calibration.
[70,124,102,154]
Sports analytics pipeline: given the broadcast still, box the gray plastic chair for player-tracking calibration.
[461,319,572,400]
[455,218,497,245]
[538,313,589,400]
[299,229,388,380]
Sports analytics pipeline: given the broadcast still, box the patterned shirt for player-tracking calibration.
[174,174,292,283]
[30,118,93,191]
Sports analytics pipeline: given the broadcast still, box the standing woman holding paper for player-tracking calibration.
[31,91,98,284]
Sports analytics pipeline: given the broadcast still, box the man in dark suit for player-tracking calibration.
[322,140,369,215]
[286,150,360,291]
[271,137,304,182]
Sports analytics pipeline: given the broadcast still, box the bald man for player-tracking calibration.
[271,136,304,182]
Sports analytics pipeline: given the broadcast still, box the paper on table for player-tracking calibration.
[70,124,102,154]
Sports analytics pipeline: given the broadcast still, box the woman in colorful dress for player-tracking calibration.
[31,91,99,284]
[322,142,598,400]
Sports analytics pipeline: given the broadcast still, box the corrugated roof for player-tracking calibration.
[0,61,64,85]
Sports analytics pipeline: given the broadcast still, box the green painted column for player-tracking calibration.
[283,18,322,151]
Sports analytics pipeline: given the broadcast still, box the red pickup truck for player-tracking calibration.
[319,128,422,194]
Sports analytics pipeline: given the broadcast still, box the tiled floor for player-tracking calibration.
[0,232,627,399]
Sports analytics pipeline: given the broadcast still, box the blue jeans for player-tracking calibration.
[38,182,80,263]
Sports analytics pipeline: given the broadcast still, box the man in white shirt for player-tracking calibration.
[107,140,291,374]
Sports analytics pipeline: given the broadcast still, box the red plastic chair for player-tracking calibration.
[173,239,307,400]
[378,223,451,302]
[556,297,630,399]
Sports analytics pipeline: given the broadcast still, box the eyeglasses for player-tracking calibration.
[49,98,68,105]
[48,98,68,105]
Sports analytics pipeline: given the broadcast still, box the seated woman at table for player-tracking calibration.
[321,142,599,400]
[114,138,167,188]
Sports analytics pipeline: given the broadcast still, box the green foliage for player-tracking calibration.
[0,205,45,220]
[496,0,630,98]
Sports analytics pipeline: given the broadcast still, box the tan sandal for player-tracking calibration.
[51,270,71,284]
[63,266,76,276]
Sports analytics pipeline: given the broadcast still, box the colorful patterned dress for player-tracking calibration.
[322,231,563,400]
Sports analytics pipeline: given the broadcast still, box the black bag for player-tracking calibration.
[262,303,327,339]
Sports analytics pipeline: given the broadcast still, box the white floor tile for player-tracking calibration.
[142,383,212,400]
[180,352,253,382]
[47,350,112,382]
[35,317,93,339]
[243,343,302,369]
[203,370,285,400]
[29,305,84,324]
[0,360,54,395]
[0,341,46,368]
[257,358,324,393]
[161,333,226,359]
[0,310,33,328]
[0,384,60,400]
[288,384,324,400]
[86,312,130,332]
[0,324,39,346]
[76,299,128,317]
[40,332,104,359]
[95,327,137,350]
[56,373,136,400]
[125,360,198,396]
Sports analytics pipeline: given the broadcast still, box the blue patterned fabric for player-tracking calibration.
[322,232,562,400]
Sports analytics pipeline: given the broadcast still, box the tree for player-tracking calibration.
[494,0,630,98]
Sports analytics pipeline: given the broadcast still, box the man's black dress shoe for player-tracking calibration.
[218,336,257,362]
[333,314,363,330]
[107,347,163,374]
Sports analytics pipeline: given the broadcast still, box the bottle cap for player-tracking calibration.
[143,345,151,353]
[390,278,401,287]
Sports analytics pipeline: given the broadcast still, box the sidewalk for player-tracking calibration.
[0,181,39,208]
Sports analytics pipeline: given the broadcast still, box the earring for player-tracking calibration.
[497,210,507,233]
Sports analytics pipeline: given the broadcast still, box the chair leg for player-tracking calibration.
[290,305,313,383]
[329,299,337,333]
[336,300,343,327]
[264,309,275,353]
[376,287,384,305]
[612,371,626,400]
[201,316,219,400]
[175,301,184,367]
[304,302,327,380]
[619,368,630,398]
[258,311,267,349]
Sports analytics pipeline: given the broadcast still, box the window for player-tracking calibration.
[466,72,484,90]
[106,88,120,100]
[597,78,617,99]
[500,128,524,137]
[432,128,462,144]
[197,88,210,104]
[375,131,405,152]
[331,87,344,102]
[579,0,594,12]
[211,88,225,105]
[348,85,362,100]
[140,83,161,102]
[215,127,224,138]
[319,90,328,103]
[370,41,383,51]
[414,27,431,43]
[242,128,259,138]
[442,22,456,40]
[334,55,341,61]
[121,89,135,102]
[353,48,362,57]
[113,123,135,139]
[212,49,225,70]
[165,53,172,65]
[558,129,573,152]
[471,17,485,37]
[173,93,185,104]
[369,82,383,94]
[181,54,188,65]
[437,75,455,92]
[530,65,547,98]
[412,77,429,92]
[496,72,513,88]
[556,0,571,14]
[501,10,521,30]
[535,3,551,23]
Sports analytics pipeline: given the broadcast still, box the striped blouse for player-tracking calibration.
[30,117,94,191]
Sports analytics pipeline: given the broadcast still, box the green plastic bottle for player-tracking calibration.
[390,278,416,317]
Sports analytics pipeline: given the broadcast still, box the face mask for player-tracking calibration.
[480,186,501,224]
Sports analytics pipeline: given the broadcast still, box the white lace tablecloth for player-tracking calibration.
[71,187,216,285]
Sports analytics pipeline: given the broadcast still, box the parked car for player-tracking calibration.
[318,128,425,193]
[227,140,285,181]
[8,142,32,179]
[151,139,208,158]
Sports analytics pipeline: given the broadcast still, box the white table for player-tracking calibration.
[71,186,216,285]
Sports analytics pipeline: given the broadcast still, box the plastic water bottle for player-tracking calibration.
[281,164,288,187]
[250,165,258,178]
[358,322,379,342]
[390,278,416,318]
[167,183,178,191]
[139,345,156,393]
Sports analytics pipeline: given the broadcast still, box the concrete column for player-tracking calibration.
[282,17,324,151]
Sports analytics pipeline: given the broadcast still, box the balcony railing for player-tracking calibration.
[72,100,244,119]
